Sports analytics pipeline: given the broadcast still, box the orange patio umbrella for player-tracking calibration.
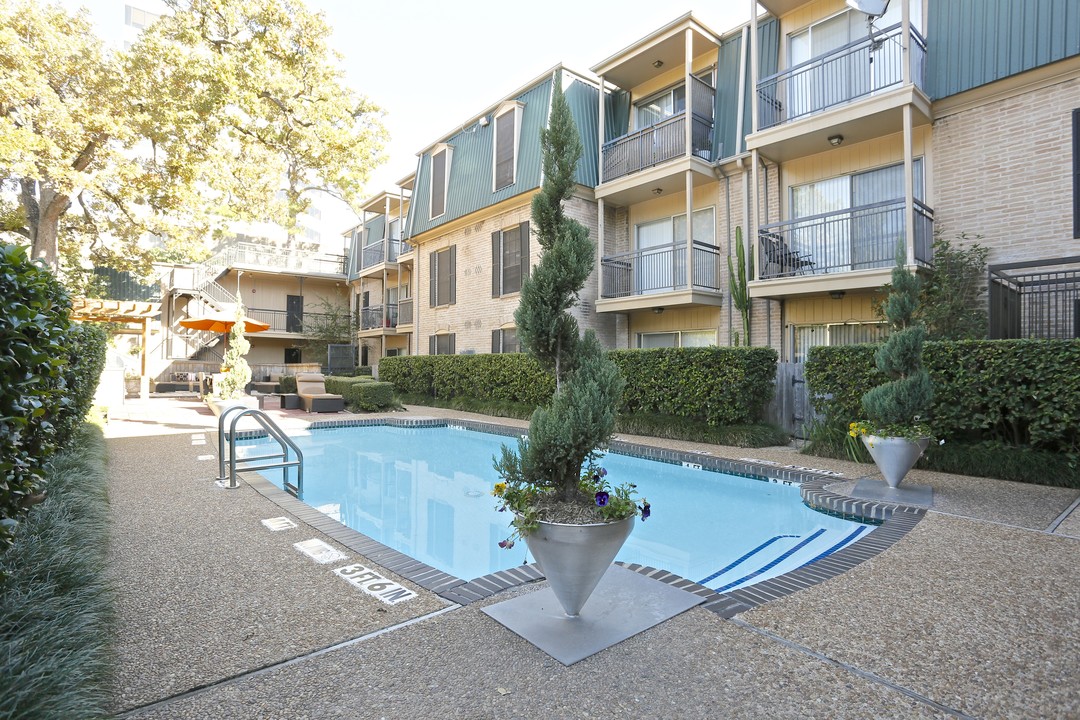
[179,311,270,334]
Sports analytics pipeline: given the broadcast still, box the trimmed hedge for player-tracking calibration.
[324,376,394,411]
[380,346,778,426]
[805,339,1080,486]
[806,339,1080,451]
[56,323,108,446]
[1,245,71,553]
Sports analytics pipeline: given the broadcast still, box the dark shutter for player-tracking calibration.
[492,230,502,297]
[448,245,456,305]
[448,334,456,355]
[495,111,515,190]
[429,251,437,307]
[492,329,500,353]
[428,335,436,355]
[431,150,446,217]
[519,221,530,279]
[1073,109,1079,239]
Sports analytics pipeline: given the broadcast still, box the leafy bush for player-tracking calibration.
[0,424,113,719]
[615,413,788,448]
[0,244,71,552]
[325,376,394,411]
[279,375,297,394]
[55,323,108,446]
[805,339,1080,485]
[380,354,556,407]
[612,346,778,426]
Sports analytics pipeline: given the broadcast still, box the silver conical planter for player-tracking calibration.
[862,435,930,488]
[524,514,635,617]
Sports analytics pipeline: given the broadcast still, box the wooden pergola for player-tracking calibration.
[70,298,161,397]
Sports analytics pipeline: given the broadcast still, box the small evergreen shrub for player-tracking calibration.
[325,376,394,411]
[279,375,297,394]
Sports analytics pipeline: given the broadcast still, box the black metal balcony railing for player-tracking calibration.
[601,241,721,299]
[244,308,342,334]
[757,199,934,280]
[361,239,406,269]
[360,303,398,331]
[602,77,715,183]
[757,23,927,131]
[397,298,413,325]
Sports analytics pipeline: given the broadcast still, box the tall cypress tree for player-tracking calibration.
[496,80,624,504]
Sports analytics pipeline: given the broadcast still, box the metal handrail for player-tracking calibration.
[216,407,304,498]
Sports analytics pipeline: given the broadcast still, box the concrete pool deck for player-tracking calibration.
[105,396,1080,719]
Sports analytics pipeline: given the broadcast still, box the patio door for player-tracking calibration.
[286,295,303,333]
[635,219,675,294]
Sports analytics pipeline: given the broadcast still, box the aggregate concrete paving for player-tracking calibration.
[104,396,1080,719]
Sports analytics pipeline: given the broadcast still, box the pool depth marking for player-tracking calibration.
[294,538,349,564]
[334,563,418,604]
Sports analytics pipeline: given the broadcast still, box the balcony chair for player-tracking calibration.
[295,372,345,413]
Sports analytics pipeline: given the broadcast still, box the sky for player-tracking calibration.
[64,0,755,238]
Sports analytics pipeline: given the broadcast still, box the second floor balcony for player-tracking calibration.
[754,198,933,288]
[397,297,413,326]
[360,304,399,331]
[244,308,344,335]
[757,23,927,132]
[600,240,722,307]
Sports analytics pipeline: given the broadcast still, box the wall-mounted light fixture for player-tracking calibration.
[652,59,664,69]
[478,116,490,128]
[652,187,663,195]
[653,307,665,314]
[830,290,846,300]
[828,134,844,147]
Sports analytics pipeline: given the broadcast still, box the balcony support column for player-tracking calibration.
[597,75,606,184]
[597,197,605,299]
[901,0,911,87]
[684,28,693,162]
[903,104,915,266]
[749,0,759,135]
[685,170,693,293]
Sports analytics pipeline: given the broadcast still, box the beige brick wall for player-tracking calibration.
[412,194,610,355]
[932,75,1079,267]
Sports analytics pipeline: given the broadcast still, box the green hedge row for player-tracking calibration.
[380,346,778,426]
[0,245,107,553]
[805,339,1080,452]
[324,376,394,411]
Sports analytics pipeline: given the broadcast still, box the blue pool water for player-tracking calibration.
[240,425,872,591]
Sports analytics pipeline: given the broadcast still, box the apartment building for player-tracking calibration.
[400,67,617,357]
[348,189,413,365]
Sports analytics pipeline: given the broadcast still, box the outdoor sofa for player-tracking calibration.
[295,372,345,413]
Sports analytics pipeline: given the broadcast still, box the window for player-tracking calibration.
[1073,109,1079,238]
[284,347,301,364]
[429,246,456,307]
[633,207,715,294]
[125,5,159,29]
[791,322,887,363]
[428,334,455,355]
[430,145,452,219]
[635,86,685,129]
[491,222,529,296]
[491,328,519,353]
[637,330,716,349]
[493,103,522,191]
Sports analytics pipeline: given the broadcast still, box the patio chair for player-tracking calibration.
[295,373,345,413]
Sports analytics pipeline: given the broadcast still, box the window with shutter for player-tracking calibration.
[490,222,529,296]
[430,247,456,306]
[430,147,449,218]
[495,111,515,190]
[430,334,455,355]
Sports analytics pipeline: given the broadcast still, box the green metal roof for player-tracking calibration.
[927,0,1080,99]
[407,69,600,238]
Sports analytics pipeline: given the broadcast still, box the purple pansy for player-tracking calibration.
[498,539,514,549]
[595,491,609,507]
[640,502,651,520]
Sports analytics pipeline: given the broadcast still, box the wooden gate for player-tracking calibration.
[766,362,817,439]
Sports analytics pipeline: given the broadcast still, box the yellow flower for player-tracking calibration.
[849,422,857,430]
[848,430,857,437]
[492,482,507,497]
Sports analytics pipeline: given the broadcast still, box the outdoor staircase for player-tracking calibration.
[162,261,240,362]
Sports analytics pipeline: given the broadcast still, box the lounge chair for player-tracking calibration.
[295,373,345,413]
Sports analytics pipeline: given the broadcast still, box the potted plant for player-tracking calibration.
[492,82,648,618]
[848,255,936,488]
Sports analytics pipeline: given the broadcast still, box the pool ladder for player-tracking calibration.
[216,407,304,497]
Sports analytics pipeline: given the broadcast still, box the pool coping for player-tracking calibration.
[236,417,927,618]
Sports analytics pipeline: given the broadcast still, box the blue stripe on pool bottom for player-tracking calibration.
[797,525,868,569]
[697,534,799,586]
[713,528,827,592]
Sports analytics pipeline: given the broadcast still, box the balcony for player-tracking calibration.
[750,199,933,297]
[601,76,715,185]
[397,298,413,326]
[244,308,342,335]
[749,24,930,163]
[360,304,398,332]
[597,240,723,312]
[361,239,408,270]
[215,242,345,276]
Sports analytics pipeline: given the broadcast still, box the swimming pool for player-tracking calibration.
[239,424,872,592]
